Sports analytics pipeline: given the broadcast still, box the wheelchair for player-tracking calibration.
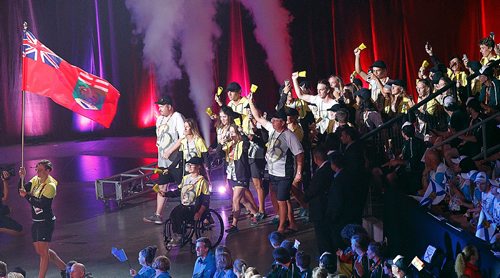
[163,208,224,253]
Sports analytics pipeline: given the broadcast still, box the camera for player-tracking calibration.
[0,166,15,178]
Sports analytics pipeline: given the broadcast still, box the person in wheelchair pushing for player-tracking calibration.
[167,157,210,247]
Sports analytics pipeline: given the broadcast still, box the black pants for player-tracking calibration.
[170,205,195,234]
[313,220,333,255]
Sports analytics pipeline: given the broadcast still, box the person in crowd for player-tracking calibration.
[0,170,23,236]
[232,259,248,278]
[18,160,67,278]
[152,256,171,278]
[328,74,344,100]
[478,35,499,66]
[163,118,209,175]
[339,127,367,223]
[471,172,499,242]
[247,124,267,216]
[419,149,448,207]
[243,267,260,278]
[215,82,250,117]
[166,157,210,247]
[249,94,304,234]
[292,72,337,134]
[144,95,185,224]
[318,252,336,276]
[457,98,487,156]
[0,261,7,278]
[415,79,445,136]
[388,80,414,116]
[303,146,334,254]
[69,263,86,278]
[478,66,500,113]
[10,268,26,278]
[268,231,285,249]
[388,255,412,278]
[130,246,157,278]
[336,224,369,277]
[6,273,24,278]
[354,48,390,103]
[354,88,383,134]
[295,251,312,278]
[328,151,358,259]
[193,237,216,278]
[366,242,386,278]
[351,234,370,278]
[267,247,300,278]
[373,122,426,194]
[311,267,328,278]
[454,245,482,278]
[219,124,262,234]
[214,251,236,278]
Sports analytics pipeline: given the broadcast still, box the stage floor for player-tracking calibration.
[0,136,317,277]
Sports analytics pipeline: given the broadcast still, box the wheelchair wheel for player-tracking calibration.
[195,209,224,248]
[163,219,173,250]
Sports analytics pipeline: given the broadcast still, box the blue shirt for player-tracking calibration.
[214,269,237,278]
[134,266,155,278]
[193,252,216,278]
[156,272,172,278]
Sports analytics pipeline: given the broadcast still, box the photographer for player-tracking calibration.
[0,169,23,236]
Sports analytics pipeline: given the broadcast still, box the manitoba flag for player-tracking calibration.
[22,30,120,128]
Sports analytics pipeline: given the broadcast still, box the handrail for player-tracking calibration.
[360,59,500,141]
[429,111,500,160]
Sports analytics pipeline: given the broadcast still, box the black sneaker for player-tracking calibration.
[143,214,163,224]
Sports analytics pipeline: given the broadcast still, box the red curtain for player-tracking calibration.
[329,0,500,99]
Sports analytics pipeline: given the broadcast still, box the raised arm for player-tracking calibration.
[248,93,269,127]
[354,48,368,81]
[292,72,315,102]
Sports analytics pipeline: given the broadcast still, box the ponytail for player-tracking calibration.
[454,252,466,276]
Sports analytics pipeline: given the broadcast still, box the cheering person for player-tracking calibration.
[19,160,66,278]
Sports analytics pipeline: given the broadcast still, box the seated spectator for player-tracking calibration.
[388,255,411,278]
[295,251,312,278]
[311,266,328,278]
[9,268,25,278]
[152,256,171,278]
[366,242,386,278]
[472,172,499,243]
[419,149,448,207]
[6,273,23,278]
[232,259,248,278]
[267,247,300,278]
[70,263,86,278]
[193,237,216,278]
[373,122,426,194]
[243,267,260,278]
[454,245,481,278]
[458,98,489,157]
[336,224,369,277]
[167,157,210,247]
[268,231,285,249]
[214,251,236,278]
[130,245,157,278]
[351,234,370,278]
[318,252,336,276]
[65,261,77,278]
[280,240,298,263]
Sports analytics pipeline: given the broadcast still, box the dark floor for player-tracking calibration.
[0,136,318,278]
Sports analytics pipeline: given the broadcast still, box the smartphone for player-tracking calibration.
[284,80,290,86]
[462,54,468,61]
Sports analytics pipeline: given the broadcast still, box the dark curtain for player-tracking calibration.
[1,0,499,144]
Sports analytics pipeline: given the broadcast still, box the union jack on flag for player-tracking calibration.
[22,30,62,69]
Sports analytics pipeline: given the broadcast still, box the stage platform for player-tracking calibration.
[0,136,317,277]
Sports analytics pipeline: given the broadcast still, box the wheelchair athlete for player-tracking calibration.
[167,156,210,247]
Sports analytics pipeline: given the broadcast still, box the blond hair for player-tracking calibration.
[455,245,478,276]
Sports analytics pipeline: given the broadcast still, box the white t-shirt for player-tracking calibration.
[263,122,303,177]
[156,112,185,167]
[308,95,337,134]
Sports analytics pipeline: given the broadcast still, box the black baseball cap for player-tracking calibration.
[371,60,387,69]
[387,79,406,88]
[354,88,371,100]
[271,109,287,121]
[186,157,203,165]
[155,95,173,105]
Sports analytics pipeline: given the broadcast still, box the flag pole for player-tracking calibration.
[20,21,27,189]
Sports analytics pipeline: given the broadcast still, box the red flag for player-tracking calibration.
[22,30,120,128]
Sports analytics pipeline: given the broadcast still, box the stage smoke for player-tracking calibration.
[126,0,220,143]
[178,0,220,144]
[240,0,293,83]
